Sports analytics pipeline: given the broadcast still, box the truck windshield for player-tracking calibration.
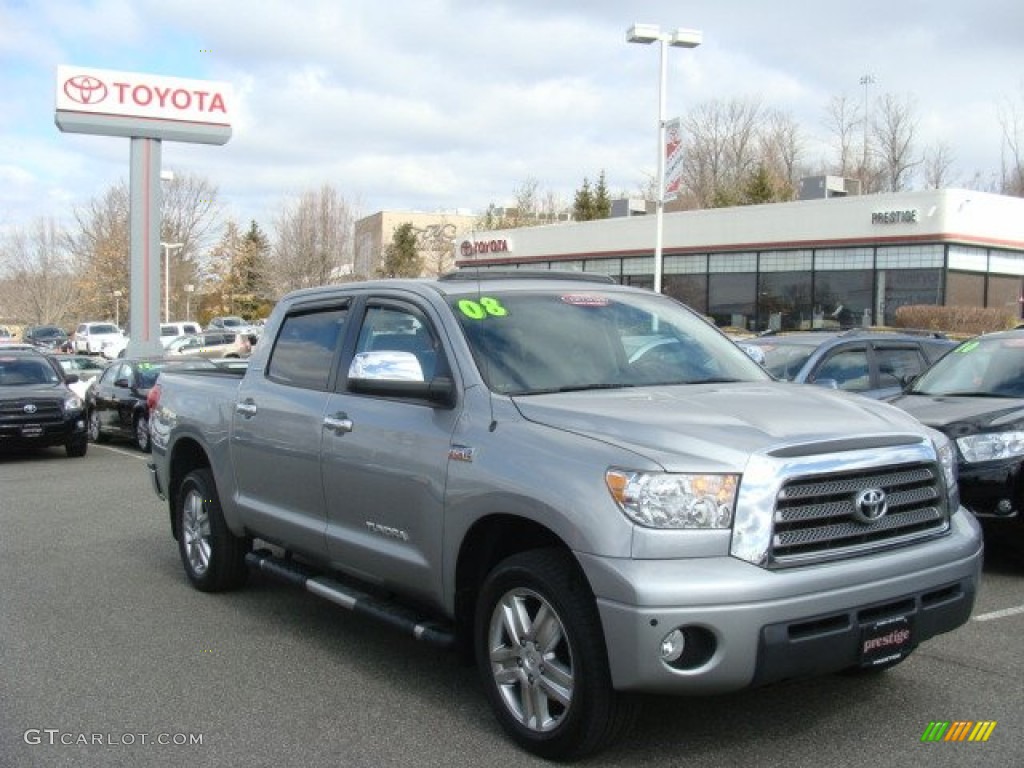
[449,290,768,395]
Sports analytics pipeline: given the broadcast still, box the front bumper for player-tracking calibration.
[958,456,1023,518]
[0,413,87,450]
[579,510,983,694]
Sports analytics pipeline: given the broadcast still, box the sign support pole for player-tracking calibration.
[128,137,164,357]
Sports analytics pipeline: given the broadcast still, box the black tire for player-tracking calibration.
[65,436,88,458]
[134,413,151,453]
[474,548,636,760]
[176,468,249,592]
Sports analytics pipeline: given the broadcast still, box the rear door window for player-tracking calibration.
[267,307,349,390]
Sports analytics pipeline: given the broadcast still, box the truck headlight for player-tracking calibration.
[605,470,737,529]
[63,394,84,414]
[956,431,1024,463]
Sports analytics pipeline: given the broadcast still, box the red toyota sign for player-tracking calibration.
[56,66,232,127]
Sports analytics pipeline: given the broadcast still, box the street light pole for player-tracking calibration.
[184,284,195,321]
[113,290,123,327]
[160,242,183,323]
[627,24,702,295]
[860,74,875,183]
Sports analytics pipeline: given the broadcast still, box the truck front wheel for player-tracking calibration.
[176,468,249,592]
[474,548,636,760]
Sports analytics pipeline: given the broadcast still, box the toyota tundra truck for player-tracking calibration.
[147,271,983,760]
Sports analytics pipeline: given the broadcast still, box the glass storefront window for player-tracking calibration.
[757,272,813,331]
[814,270,873,328]
[945,271,985,307]
[664,274,708,314]
[877,268,942,325]
[709,273,756,329]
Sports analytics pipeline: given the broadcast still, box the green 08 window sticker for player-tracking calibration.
[457,297,508,319]
[956,340,980,354]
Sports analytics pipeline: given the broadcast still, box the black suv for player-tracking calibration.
[739,329,957,399]
[0,349,89,457]
[23,324,70,351]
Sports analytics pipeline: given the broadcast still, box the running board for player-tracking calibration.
[245,549,456,649]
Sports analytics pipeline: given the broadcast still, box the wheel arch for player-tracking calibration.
[453,514,577,660]
[167,437,213,540]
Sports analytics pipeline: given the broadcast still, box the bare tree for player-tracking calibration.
[68,182,131,322]
[272,184,358,292]
[822,94,861,180]
[680,97,764,207]
[759,109,806,200]
[66,174,224,323]
[872,93,922,192]
[0,219,79,326]
[922,140,956,189]
[997,86,1024,196]
[414,219,459,276]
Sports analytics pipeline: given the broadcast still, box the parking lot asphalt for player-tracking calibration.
[1,443,1022,768]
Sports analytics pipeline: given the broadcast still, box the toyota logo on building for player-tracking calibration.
[852,488,888,523]
[63,74,108,105]
[23,404,38,414]
[460,240,474,258]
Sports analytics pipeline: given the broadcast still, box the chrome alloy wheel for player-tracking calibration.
[182,488,212,577]
[488,587,575,733]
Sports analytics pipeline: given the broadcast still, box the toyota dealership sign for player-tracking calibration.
[55,65,233,144]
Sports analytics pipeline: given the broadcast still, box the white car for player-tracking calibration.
[160,321,202,349]
[72,322,125,357]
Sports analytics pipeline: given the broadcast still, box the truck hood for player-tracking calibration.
[888,392,1024,437]
[512,382,928,472]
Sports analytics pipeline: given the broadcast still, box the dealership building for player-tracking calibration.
[453,188,1024,331]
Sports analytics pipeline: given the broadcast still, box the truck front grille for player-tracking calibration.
[770,462,948,565]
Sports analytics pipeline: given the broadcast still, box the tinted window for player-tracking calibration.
[875,347,926,388]
[90,324,119,335]
[267,308,348,390]
[812,347,870,391]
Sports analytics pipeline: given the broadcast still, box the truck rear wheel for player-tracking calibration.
[474,548,636,760]
[176,468,249,592]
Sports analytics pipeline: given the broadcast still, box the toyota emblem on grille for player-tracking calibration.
[853,488,888,523]
[23,404,38,414]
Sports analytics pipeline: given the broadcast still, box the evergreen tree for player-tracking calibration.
[593,170,612,219]
[379,222,422,278]
[573,178,594,221]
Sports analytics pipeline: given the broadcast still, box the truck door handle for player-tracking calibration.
[323,413,353,434]
[235,400,258,418]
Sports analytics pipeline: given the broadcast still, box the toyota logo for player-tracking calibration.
[460,240,474,258]
[63,75,108,105]
[852,488,888,523]
[23,404,38,414]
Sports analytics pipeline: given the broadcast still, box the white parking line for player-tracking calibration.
[973,604,1024,622]
[93,444,149,461]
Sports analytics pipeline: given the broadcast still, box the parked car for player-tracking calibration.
[164,330,251,359]
[89,357,214,451]
[0,326,12,342]
[23,324,70,351]
[53,354,108,403]
[888,329,1024,555]
[739,329,956,399]
[160,321,202,349]
[72,322,125,357]
[0,349,88,457]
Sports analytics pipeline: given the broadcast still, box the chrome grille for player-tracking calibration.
[771,462,948,565]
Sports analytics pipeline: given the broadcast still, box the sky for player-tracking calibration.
[2,0,1023,239]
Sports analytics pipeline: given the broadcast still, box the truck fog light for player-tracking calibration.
[660,629,686,663]
[659,626,717,670]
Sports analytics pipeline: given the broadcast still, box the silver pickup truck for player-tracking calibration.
[148,271,983,760]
